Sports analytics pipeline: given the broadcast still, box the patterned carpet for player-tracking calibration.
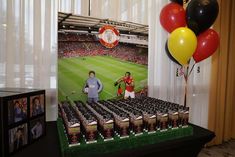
[198,140,235,157]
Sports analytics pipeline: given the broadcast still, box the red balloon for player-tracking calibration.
[193,29,220,63]
[160,2,186,33]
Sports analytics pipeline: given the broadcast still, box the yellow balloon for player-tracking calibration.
[168,27,197,65]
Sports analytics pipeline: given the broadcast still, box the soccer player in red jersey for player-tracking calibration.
[114,72,135,99]
[117,84,123,96]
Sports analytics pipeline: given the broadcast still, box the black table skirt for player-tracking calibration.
[12,122,215,157]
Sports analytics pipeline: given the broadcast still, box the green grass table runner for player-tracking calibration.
[57,118,193,157]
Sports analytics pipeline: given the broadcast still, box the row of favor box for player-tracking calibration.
[58,97,189,145]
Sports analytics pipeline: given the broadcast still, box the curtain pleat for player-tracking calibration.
[208,0,235,145]
[59,0,148,25]
[0,0,58,121]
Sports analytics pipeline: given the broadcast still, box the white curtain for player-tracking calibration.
[58,0,149,25]
[148,0,211,128]
[94,0,148,24]
[0,0,58,121]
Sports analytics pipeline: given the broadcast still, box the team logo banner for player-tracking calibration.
[98,25,120,48]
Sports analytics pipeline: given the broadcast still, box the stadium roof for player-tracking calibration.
[58,12,148,36]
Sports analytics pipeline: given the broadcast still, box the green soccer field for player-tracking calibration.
[58,56,148,102]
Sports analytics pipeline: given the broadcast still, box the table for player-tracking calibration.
[106,124,215,157]
[57,117,215,157]
[11,122,215,157]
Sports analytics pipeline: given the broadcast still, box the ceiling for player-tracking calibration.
[58,12,148,36]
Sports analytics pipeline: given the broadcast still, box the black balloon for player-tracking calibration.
[165,41,180,65]
[170,0,189,5]
[186,0,219,35]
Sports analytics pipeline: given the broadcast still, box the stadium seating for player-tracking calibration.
[58,33,148,65]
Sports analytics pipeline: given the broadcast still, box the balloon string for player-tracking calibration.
[183,65,189,81]
[183,65,189,107]
[188,63,196,77]
[183,61,195,107]
[184,76,188,107]
[183,0,187,9]
[183,62,196,107]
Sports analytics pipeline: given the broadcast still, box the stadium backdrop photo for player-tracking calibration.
[58,33,148,102]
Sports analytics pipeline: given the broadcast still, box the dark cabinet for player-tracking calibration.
[0,88,46,156]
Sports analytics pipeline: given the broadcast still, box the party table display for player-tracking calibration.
[86,102,114,140]
[107,100,144,135]
[119,98,189,130]
[58,97,193,157]
[73,101,98,143]
[58,97,191,149]
[59,102,81,145]
[97,100,130,138]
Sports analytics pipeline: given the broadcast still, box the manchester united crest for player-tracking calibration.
[98,25,120,48]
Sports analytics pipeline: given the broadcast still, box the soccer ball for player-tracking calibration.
[84,88,89,93]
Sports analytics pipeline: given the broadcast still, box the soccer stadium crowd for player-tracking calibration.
[135,87,148,97]
[58,33,95,42]
[58,33,148,65]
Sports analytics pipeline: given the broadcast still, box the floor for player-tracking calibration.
[198,140,235,157]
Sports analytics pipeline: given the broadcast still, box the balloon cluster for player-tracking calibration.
[160,0,220,66]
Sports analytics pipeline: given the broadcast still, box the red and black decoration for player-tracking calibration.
[98,25,120,49]
[160,0,220,65]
